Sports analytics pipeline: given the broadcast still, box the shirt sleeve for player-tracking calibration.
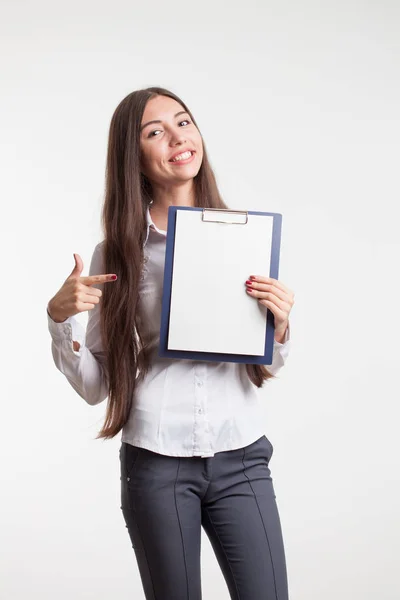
[47,243,109,406]
[266,320,291,376]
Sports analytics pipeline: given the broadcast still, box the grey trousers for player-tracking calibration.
[119,435,289,600]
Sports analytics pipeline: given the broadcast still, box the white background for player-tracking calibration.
[1,1,399,598]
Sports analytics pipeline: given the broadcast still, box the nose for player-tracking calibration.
[169,129,187,145]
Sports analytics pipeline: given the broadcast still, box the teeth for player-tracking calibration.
[171,151,192,162]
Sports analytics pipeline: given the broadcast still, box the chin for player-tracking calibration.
[179,169,201,182]
[173,161,202,178]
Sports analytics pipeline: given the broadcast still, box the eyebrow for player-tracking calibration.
[140,110,189,133]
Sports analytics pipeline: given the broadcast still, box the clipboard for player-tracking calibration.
[159,206,282,364]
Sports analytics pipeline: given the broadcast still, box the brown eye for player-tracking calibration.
[148,129,162,138]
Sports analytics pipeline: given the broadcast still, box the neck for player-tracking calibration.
[149,179,196,214]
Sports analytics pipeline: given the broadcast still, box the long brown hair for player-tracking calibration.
[96,86,275,440]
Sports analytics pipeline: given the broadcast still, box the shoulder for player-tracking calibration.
[93,240,106,258]
[89,240,106,276]
[95,240,106,251]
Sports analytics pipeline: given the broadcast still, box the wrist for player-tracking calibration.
[47,302,67,323]
[274,322,288,343]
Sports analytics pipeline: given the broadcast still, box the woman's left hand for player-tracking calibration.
[245,275,295,342]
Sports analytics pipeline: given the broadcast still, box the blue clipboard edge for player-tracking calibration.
[158,206,282,365]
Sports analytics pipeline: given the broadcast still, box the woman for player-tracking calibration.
[47,87,295,600]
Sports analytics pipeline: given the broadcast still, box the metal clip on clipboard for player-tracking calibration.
[202,208,248,225]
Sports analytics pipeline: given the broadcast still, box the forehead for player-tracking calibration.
[141,95,186,123]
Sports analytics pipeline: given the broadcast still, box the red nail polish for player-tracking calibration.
[247,287,253,292]
[245,280,252,286]
[111,275,117,280]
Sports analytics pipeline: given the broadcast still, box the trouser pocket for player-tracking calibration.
[120,442,141,481]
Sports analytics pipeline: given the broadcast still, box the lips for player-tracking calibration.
[169,150,195,162]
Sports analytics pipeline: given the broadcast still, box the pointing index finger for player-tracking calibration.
[80,274,118,285]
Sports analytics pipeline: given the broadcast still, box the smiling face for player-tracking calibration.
[139,95,204,188]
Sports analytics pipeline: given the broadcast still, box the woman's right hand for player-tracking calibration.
[47,253,118,323]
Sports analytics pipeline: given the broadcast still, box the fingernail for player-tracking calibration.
[111,275,117,280]
[245,280,252,286]
[249,276,256,281]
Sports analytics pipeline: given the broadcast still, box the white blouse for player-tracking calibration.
[47,206,291,458]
